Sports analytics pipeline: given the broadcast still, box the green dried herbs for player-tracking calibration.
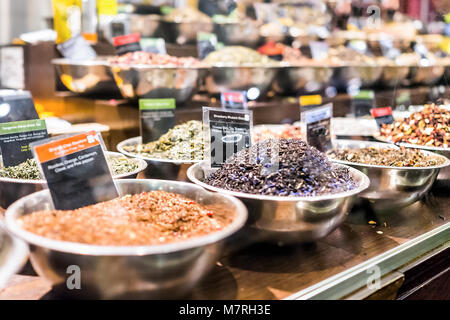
[123,120,204,161]
[0,156,140,180]
[0,159,41,180]
[327,146,445,167]
[108,156,140,176]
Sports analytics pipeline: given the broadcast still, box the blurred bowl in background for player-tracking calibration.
[110,64,207,103]
[272,65,333,95]
[52,58,119,95]
[205,65,279,96]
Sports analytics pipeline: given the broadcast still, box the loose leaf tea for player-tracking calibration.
[205,139,356,196]
[253,124,302,143]
[0,156,140,180]
[123,120,204,161]
[0,159,41,180]
[18,191,232,246]
[379,104,449,148]
[327,146,445,167]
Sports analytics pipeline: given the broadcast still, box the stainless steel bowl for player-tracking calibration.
[52,58,119,95]
[331,65,383,90]
[406,65,445,86]
[377,65,410,88]
[187,161,370,244]
[214,21,261,47]
[117,136,200,181]
[328,140,450,212]
[162,21,213,45]
[205,65,279,95]
[4,179,247,299]
[373,133,450,181]
[0,152,147,209]
[110,64,206,103]
[272,65,334,95]
[0,220,28,289]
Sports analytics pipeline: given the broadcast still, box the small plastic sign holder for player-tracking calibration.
[57,35,97,61]
[0,119,48,167]
[31,131,118,210]
[197,32,218,60]
[203,107,252,168]
[113,33,142,55]
[309,41,329,60]
[300,103,333,152]
[139,98,176,143]
[220,91,248,110]
[0,90,39,123]
[140,38,167,55]
[371,106,395,128]
[351,90,375,118]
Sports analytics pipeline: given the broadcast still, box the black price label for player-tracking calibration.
[0,90,39,123]
[204,108,252,168]
[113,33,142,55]
[197,32,218,60]
[371,107,394,128]
[0,119,48,167]
[351,90,375,117]
[140,38,166,55]
[139,98,176,143]
[56,35,97,61]
[32,131,118,210]
[301,103,332,152]
[220,91,248,110]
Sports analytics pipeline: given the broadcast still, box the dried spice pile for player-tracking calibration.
[379,104,449,148]
[123,120,204,161]
[253,124,302,143]
[204,46,279,66]
[327,146,445,167]
[0,156,140,180]
[18,191,231,246]
[109,51,202,67]
[205,139,356,196]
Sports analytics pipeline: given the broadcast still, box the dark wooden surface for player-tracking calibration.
[0,94,448,300]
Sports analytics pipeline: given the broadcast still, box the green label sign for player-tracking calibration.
[139,98,176,111]
[353,90,375,100]
[0,119,47,135]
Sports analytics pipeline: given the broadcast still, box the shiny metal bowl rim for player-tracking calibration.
[117,136,202,165]
[161,19,213,25]
[207,63,284,69]
[4,179,248,256]
[51,58,109,66]
[0,220,29,289]
[328,139,450,170]
[373,133,450,153]
[187,160,370,202]
[0,151,148,185]
[109,63,210,70]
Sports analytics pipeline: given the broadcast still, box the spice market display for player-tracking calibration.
[0,0,449,304]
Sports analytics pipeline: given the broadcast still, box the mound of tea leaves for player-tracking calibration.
[205,139,356,196]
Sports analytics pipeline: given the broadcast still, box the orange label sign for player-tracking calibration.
[34,131,100,163]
